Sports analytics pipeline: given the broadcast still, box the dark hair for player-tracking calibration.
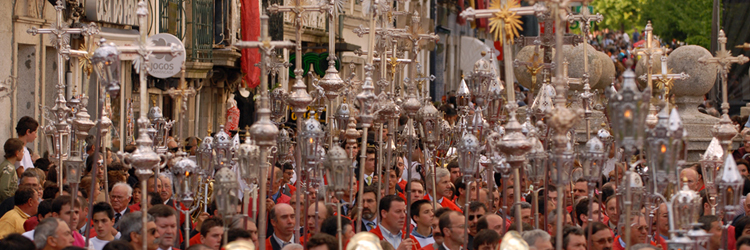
[473,229,502,250]
[43,186,58,200]
[574,197,600,225]
[321,216,352,237]
[62,246,87,250]
[52,195,82,213]
[508,222,533,232]
[3,138,24,159]
[469,201,487,213]
[600,184,616,204]
[476,214,493,232]
[148,192,164,207]
[305,233,337,250]
[93,202,115,220]
[34,158,51,172]
[185,244,211,250]
[15,116,38,136]
[434,207,452,221]
[200,217,224,236]
[0,233,35,250]
[148,204,176,220]
[226,228,251,243]
[102,240,136,250]
[585,222,609,239]
[85,154,101,177]
[699,215,719,232]
[363,185,378,197]
[562,226,585,249]
[438,210,459,236]
[737,236,750,250]
[447,159,459,171]
[38,199,54,218]
[282,163,294,171]
[410,200,432,222]
[14,187,35,206]
[379,195,405,216]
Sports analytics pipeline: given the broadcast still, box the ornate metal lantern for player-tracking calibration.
[401,119,418,153]
[276,128,292,164]
[486,78,505,124]
[672,182,702,232]
[214,167,239,218]
[270,87,288,123]
[622,171,645,215]
[468,57,493,107]
[699,137,723,196]
[687,228,711,250]
[147,105,173,152]
[335,101,351,132]
[667,236,695,250]
[582,136,605,182]
[72,95,96,148]
[669,108,686,182]
[126,119,161,180]
[526,131,546,185]
[458,130,481,176]
[171,154,198,207]
[648,108,671,192]
[213,125,234,170]
[301,113,325,166]
[42,124,57,160]
[597,123,612,154]
[438,119,453,152]
[456,77,471,114]
[196,135,214,175]
[325,145,352,196]
[356,75,377,126]
[92,39,122,96]
[717,155,744,219]
[65,156,85,184]
[238,132,260,184]
[418,101,440,150]
[607,68,651,155]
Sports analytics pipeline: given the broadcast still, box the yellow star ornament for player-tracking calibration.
[488,0,523,44]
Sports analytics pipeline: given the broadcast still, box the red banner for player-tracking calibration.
[241,0,261,89]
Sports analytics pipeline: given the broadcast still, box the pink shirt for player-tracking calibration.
[73,230,85,247]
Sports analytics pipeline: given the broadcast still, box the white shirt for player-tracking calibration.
[22,229,34,240]
[15,147,34,171]
[379,224,403,250]
[89,237,112,250]
[272,233,294,248]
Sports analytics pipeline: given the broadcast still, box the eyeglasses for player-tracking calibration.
[468,215,481,220]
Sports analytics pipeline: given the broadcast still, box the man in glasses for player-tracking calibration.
[586,222,613,250]
[613,214,656,250]
[437,210,466,250]
[466,202,487,249]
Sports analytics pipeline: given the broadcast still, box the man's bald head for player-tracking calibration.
[680,168,700,191]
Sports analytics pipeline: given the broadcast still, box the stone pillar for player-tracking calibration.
[668,45,719,163]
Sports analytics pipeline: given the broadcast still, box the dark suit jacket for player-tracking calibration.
[265,236,282,250]
[114,207,131,229]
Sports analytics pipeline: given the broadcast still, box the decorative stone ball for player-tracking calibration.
[634,53,661,89]
[668,45,718,97]
[564,43,602,91]
[513,45,556,90]
[595,51,616,90]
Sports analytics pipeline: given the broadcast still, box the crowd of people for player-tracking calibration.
[0,100,749,250]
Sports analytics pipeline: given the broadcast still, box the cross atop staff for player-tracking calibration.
[514,40,555,93]
[700,29,749,115]
[566,0,602,87]
[634,21,664,90]
[639,55,689,100]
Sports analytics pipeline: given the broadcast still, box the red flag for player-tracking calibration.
[241,0,261,89]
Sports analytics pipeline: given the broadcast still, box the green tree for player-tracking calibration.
[639,0,712,48]
[591,0,645,32]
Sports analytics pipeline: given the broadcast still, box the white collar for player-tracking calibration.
[117,207,127,215]
[273,233,294,246]
[378,223,402,238]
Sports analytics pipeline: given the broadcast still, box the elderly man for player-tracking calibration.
[0,187,38,238]
[522,229,553,250]
[680,167,703,192]
[110,182,133,226]
[35,218,75,250]
[425,168,462,212]
[476,214,505,236]
[121,212,161,250]
[0,171,41,218]
[613,214,656,250]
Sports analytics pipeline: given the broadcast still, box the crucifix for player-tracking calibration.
[112,2,184,250]
[700,29,748,156]
[566,0,602,88]
[514,40,554,95]
[634,21,664,91]
[638,55,689,101]
[234,13,296,246]
[28,0,99,194]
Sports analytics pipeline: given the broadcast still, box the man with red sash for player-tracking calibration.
[424,168,462,213]
[370,195,421,250]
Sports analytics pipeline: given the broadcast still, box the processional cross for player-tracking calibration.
[634,21,664,91]
[566,0,602,87]
[638,56,689,100]
[514,41,553,94]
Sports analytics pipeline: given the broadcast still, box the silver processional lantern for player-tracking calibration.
[717,155,744,219]
[458,129,481,176]
[526,127,546,185]
[276,128,293,164]
[214,167,239,218]
[700,137,723,197]
[418,100,440,150]
[325,144,352,195]
[214,125,234,170]
[91,39,121,96]
[196,134,214,176]
[468,57,493,108]
[582,136,605,183]
[648,107,671,192]
[456,77,471,116]
[607,67,651,156]
[238,131,261,184]
[672,182,702,233]
[171,153,198,207]
[335,101,351,132]
[302,113,325,166]
[270,87,288,123]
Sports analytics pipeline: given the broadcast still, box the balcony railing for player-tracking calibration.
[191,0,213,61]
[159,0,185,39]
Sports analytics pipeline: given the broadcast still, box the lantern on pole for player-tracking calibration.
[456,77,471,115]
[418,101,440,150]
[270,87,288,123]
[582,136,605,182]
[301,113,325,166]
[171,153,198,206]
[717,155,744,219]
[196,135,214,176]
[607,68,651,156]
[672,182,702,232]
[325,145,352,195]
[214,167,239,218]
[238,132,261,185]
[335,101,351,132]
[276,128,292,164]
[700,137,723,197]
[91,39,121,96]
[213,125,234,170]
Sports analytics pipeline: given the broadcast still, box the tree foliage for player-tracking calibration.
[591,0,713,49]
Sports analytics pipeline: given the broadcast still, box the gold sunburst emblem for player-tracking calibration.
[488,0,523,44]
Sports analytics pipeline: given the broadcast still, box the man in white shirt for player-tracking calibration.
[15,116,38,176]
[89,202,118,250]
